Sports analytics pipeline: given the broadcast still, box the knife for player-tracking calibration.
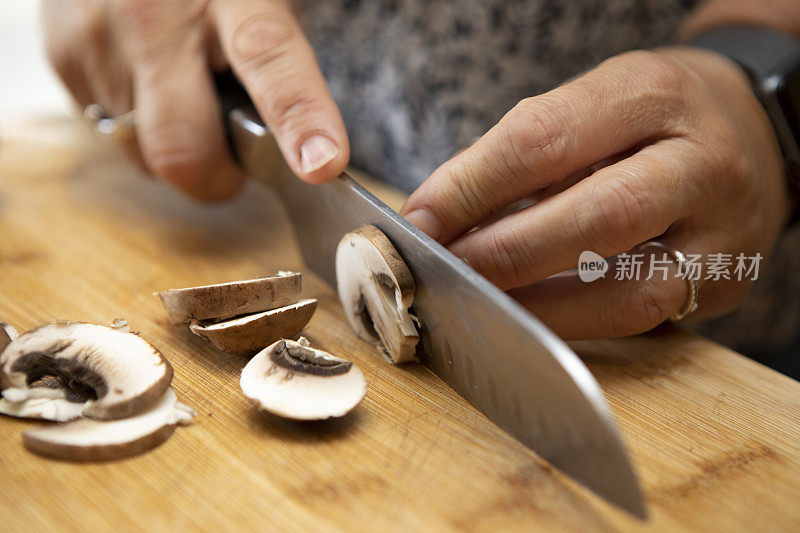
[216,74,645,517]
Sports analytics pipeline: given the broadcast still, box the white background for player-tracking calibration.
[1,1,72,120]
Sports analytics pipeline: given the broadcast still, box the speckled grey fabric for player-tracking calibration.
[298,0,700,190]
[296,0,799,373]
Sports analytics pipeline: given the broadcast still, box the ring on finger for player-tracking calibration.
[83,103,137,143]
[636,241,699,322]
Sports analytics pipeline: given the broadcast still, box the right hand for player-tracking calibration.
[43,0,350,201]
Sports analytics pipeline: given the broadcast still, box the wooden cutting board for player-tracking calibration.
[1,116,799,532]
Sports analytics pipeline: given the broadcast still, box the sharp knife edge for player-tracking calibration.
[224,105,646,518]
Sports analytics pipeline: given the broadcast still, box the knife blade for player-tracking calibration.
[217,76,645,517]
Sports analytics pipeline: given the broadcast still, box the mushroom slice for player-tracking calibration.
[155,272,302,325]
[0,323,17,359]
[0,322,172,421]
[189,299,317,356]
[335,225,419,364]
[240,338,366,420]
[23,388,195,461]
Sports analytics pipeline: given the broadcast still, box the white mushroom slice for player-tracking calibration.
[336,225,419,364]
[240,338,366,420]
[0,322,172,421]
[189,299,317,356]
[22,388,195,461]
[155,272,302,325]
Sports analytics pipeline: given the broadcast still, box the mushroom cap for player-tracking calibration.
[0,322,173,421]
[22,388,195,461]
[189,299,317,356]
[240,338,366,420]
[336,225,419,364]
[156,271,302,324]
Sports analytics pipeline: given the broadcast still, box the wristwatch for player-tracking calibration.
[687,26,800,221]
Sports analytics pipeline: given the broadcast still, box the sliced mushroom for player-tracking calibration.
[240,338,366,420]
[156,271,302,324]
[0,321,172,422]
[189,299,317,356]
[23,388,195,461]
[336,225,419,364]
[0,323,17,356]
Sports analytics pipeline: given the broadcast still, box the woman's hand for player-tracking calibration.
[43,0,349,200]
[401,48,791,339]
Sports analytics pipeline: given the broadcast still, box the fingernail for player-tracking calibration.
[300,135,339,174]
[405,209,443,241]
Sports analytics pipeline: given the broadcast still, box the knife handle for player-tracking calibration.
[214,71,260,124]
[213,71,270,164]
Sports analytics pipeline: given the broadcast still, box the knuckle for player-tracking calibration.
[593,175,648,249]
[484,229,533,288]
[620,50,686,92]
[503,98,570,177]
[261,86,320,132]
[142,124,211,185]
[231,12,295,71]
[82,4,107,45]
[711,122,747,176]
[612,50,689,127]
[632,281,672,331]
[440,156,496,223]
[608,280,672,336]
[117,0,161,36]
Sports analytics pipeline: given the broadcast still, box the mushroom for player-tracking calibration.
[0,321,173,422]
[240,337,366,420]
[22,388,195,461]
[0,323,17,355]
[189,299,317,356]
[156,271,302,325]
[335,225,419,364]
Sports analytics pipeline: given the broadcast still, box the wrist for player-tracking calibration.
[677,25,800,228]
[658,45,793,227]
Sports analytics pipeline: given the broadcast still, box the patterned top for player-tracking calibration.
[300,0,699,190]
[297,0,800,372]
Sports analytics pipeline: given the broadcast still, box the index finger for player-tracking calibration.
[400,50,691,243]
[211,0,349,183]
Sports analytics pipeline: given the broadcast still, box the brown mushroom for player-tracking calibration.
[0,323,17,356]
[0,321,172,421]
[240,337,366,420]
[23,388,195,461]
[335,225,419,363]
[156,271,302,325]
[189,299,317,356]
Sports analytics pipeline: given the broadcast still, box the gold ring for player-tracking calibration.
[83,104,137,143]
[637,241,699,322]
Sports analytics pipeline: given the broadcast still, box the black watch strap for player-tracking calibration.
[687,26,800,221]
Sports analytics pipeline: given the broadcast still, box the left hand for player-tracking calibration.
[400,48,791,339]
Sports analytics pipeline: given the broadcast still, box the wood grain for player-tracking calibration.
[0,116,799,532]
